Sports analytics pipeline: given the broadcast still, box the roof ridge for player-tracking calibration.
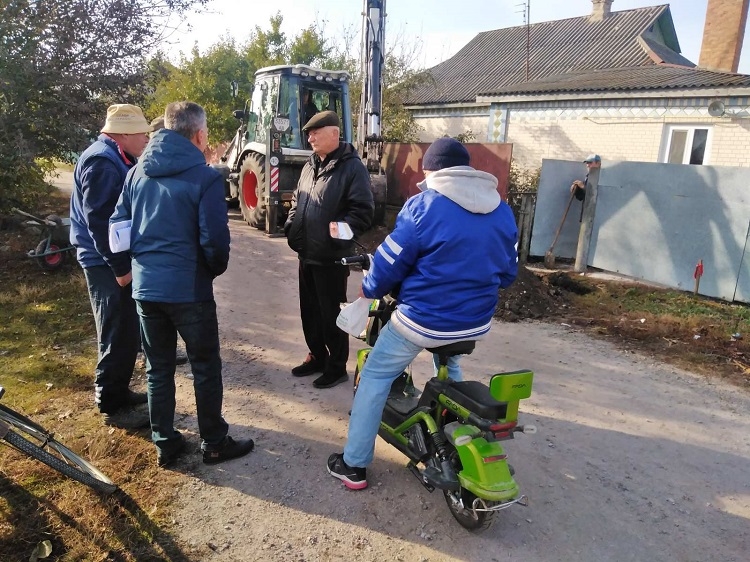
[474,4,667,36]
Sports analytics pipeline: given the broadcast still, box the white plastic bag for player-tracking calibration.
[336,297,372,337]
[108,220,132,253]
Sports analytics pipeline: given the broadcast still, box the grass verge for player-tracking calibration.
[0,194,190,561]
[561,274,750,388]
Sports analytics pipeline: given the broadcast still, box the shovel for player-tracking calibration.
[544,191,576,269]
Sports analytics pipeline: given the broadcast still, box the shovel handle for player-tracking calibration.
[547,191,576,252]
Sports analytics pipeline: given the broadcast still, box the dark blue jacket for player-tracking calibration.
[110,129,229,303]
[69,135,134,275]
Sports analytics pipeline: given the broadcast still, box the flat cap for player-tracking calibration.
[302,110,340,131]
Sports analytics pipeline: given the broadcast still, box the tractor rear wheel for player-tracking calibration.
[238,153,267,230]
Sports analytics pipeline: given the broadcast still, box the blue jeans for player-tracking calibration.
[343,322,463,468]
[83,266,140,413]
[136,300,228,453]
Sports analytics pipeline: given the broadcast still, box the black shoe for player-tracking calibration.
[157,433,186,468]
[313,371,348,389]
[102,405,150,429]
[127,390,148,405]
[291,353,325,377]
[175,349,189,366]
[327,453,367,490]
[202,436,255,465]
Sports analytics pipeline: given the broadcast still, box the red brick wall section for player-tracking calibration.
[381,142,513,207]
[699,0,749,72]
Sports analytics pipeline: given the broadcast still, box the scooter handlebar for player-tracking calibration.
[339,254,371,269]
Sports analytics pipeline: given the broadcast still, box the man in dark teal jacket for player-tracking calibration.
[70,104,151,429]
[111,101,254,468]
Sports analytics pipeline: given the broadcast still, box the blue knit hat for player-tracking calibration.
[422,138,471,171]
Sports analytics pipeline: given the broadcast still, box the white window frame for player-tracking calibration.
[660,124,713,165]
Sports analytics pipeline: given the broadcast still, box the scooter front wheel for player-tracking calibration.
[444,488,494,532]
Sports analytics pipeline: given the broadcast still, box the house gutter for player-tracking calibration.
[477,87,750,104]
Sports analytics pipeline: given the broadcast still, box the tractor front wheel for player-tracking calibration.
[238,154,267,229]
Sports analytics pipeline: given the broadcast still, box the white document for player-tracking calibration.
[108,220,132,253]
[336,297,372,338]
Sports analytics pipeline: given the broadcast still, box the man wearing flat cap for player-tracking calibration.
[70,103,152,429]
[284,110,374,390]
[570,153,601,202]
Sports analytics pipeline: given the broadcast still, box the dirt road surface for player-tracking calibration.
[164,211,749,562]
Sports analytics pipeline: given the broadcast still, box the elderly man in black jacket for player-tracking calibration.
[284,111,374,389]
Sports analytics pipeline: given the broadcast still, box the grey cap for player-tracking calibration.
[302,110,340,131]
[583,154,601,163]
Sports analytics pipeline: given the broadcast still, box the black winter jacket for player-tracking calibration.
[285,142,374,264]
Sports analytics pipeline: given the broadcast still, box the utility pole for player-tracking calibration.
[515,1,531,81]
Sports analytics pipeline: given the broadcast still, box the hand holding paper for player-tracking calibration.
[109,220,132,253]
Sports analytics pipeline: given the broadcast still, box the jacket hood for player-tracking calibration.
[141,129,206,178]
[416,166,501,214]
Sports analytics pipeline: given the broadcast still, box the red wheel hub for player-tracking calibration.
[242,169,258,210]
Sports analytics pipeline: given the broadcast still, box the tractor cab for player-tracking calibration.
[247,64,352,150]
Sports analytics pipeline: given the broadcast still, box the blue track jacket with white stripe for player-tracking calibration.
[361,166,518,348]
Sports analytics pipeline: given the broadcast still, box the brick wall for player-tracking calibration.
[414,103,750,170]
[413,114,488,143]
[699,0,749,72]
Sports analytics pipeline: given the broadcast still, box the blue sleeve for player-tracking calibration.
[362,205,419,298]
[198,173,231,277]
[80,157,131,276]
[110,172,133,225]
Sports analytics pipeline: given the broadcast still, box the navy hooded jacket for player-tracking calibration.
[69,134,135,275]
[110,129,229,303]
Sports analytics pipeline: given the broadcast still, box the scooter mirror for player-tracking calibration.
[329,221,354,240]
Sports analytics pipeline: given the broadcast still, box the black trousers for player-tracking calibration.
[298,261,349,374]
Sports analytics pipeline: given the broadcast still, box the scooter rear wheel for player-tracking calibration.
[444,488,494,532]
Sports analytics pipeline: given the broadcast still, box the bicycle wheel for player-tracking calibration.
[0,403,118,495]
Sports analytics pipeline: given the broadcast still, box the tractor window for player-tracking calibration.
[251,76,279,146]
[312,91,345,140]
[279,77,301,149]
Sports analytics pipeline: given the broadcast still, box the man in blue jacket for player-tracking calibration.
[327,137,519,490]
[111,101,254,467]
[70,104,151,429]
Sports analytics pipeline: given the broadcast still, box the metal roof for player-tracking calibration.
[406,5,694,105]
[480,65,750,97]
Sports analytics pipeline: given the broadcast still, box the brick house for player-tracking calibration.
[405,0,750,169]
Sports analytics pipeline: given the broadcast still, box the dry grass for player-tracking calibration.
[561,276,750,388]
[0,194,191,561]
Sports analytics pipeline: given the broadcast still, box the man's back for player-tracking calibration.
[112,129,229,303]
[363,165,518,347]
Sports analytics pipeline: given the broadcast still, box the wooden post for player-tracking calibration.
[574,166,600,273]
[517,193,535,264]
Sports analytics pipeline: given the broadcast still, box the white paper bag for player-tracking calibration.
[336,297,372,337]
[108,220,132,253]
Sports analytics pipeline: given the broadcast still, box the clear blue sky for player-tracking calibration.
[168,0,750,73]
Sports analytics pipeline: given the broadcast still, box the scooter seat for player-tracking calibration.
[444,381,508,421]
[426,341,476,359]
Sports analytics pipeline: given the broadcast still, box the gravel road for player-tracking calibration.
[162,212,750,562]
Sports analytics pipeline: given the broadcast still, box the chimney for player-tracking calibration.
[590,0,613,22]
[699,0,749,72]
